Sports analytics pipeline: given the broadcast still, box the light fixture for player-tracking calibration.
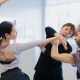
[0,0,9,6]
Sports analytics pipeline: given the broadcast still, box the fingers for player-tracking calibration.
[53,35,68,50]
[60,36,68,50]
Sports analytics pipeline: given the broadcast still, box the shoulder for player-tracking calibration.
[72,52,80,58]
[45,26,56,38]
[72,52,80,68]
[45,26,56,32]
[72,52,80,63]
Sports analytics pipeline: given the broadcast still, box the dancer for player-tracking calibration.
[34,23,75,80]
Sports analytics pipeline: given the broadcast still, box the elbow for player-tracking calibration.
[51,52,57,59]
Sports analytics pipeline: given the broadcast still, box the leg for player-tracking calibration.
[77,70,80,80]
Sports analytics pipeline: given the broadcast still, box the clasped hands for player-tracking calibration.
[51,33,67,50]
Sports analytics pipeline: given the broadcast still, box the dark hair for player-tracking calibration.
[0,21,14,43]
[62,23,76,37]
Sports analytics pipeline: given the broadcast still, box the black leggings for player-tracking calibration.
[1,67,30,80]
[77,70,80,79]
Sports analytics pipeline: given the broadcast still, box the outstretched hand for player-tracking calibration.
[38,43,46,53]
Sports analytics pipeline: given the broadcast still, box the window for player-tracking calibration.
[45,2,80,30]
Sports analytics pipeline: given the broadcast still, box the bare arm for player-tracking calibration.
[51,39,75,64]
[54,33,68,50]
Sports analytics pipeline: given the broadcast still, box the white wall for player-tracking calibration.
[62,63,77,80]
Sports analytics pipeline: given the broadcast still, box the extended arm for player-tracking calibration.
[15,37,56,52]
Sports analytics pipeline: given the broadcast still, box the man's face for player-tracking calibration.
[75,32,80,46]
[77,24,80,32]
[60,26,73,39]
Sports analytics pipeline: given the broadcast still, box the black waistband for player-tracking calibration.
[1,67,19,75]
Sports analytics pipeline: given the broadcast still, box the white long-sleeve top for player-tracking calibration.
[0,40,48,77]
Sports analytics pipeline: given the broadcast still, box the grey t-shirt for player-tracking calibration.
[72,51,80,73]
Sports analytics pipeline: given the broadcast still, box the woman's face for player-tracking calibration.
[60,26,73,39]
[10,26,17,39]
[5,26,17,40]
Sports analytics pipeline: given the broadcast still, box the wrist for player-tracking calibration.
[54,33,61,39]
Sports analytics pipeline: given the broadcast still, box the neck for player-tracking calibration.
[1,38,10,46]
[77,43,80,47]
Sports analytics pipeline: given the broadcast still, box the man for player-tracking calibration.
[34,23,75,80]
